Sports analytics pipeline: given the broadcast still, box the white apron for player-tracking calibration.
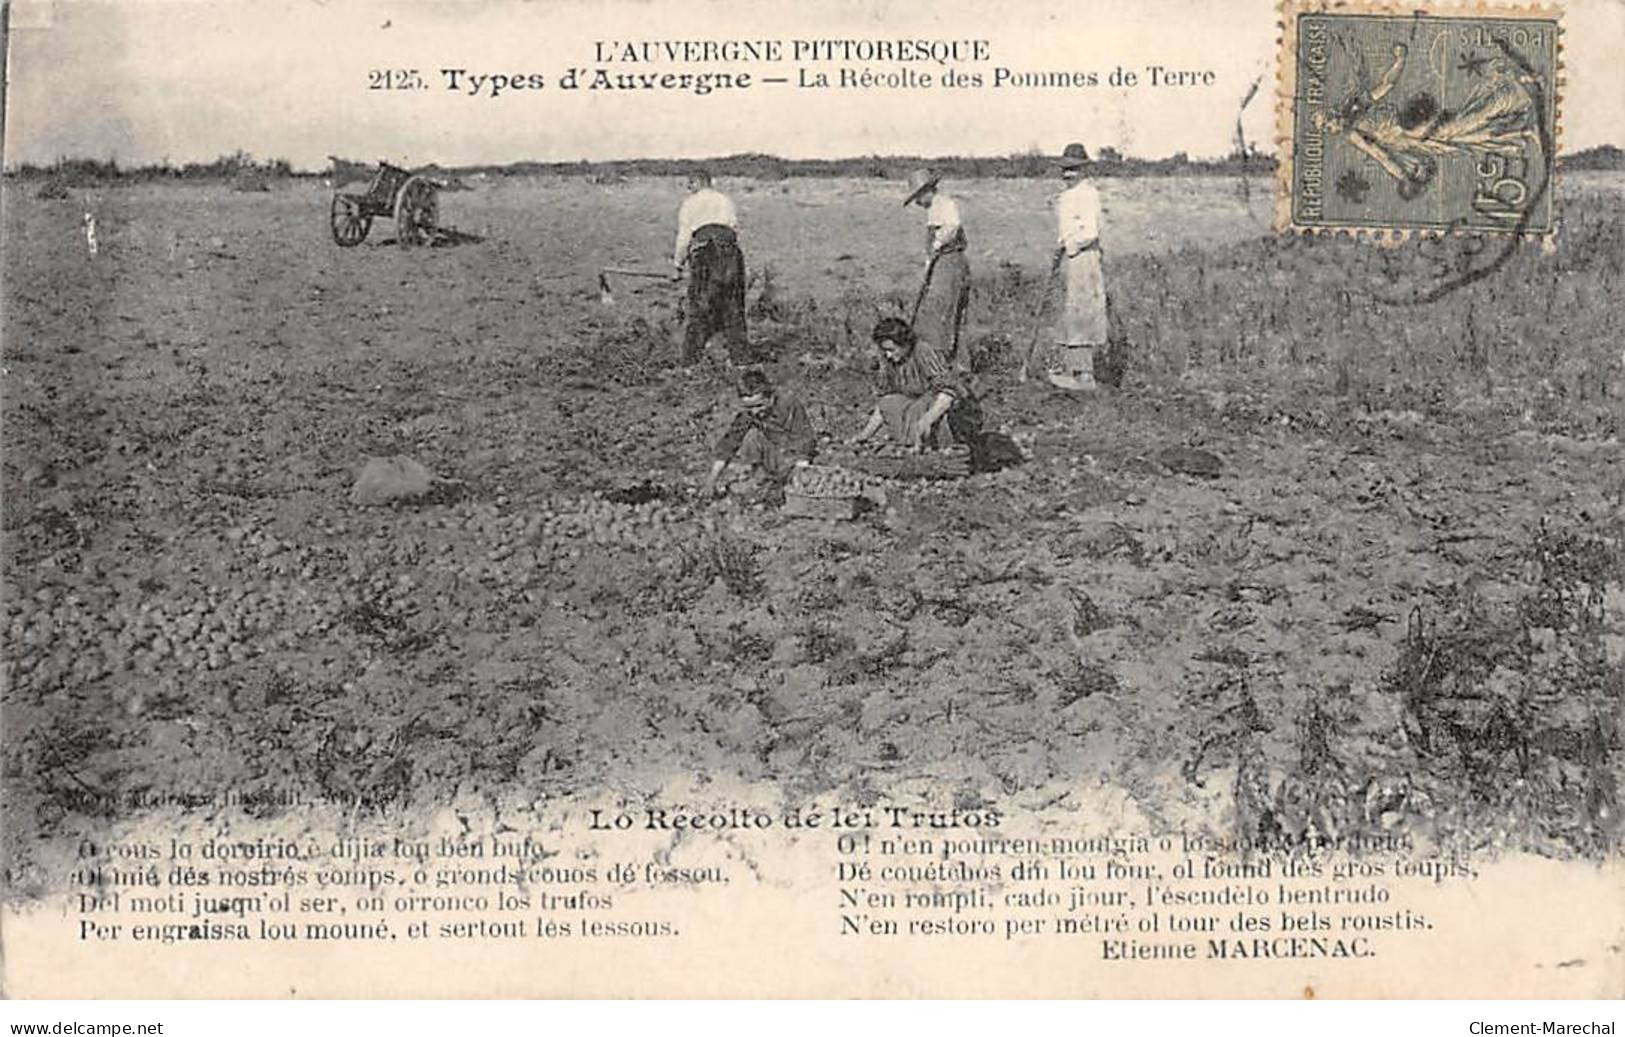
[1059,247,1108,346]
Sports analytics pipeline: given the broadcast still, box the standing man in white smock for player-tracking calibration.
[1048,143,1107,392]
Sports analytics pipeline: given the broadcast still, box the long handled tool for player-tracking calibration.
[603,266,679,280]
[598,266,680,306]
[910,253,942,327]
[1018,258,1062,384]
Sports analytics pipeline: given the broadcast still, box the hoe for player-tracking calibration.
[598,266,679,306]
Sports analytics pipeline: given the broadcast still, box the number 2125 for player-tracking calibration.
[368,69,425,90]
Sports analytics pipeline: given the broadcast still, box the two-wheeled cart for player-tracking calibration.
[328,159,440,248]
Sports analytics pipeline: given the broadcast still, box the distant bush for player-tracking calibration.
[1006,149,1050,178]
[175,151,294,181]
[15,157,122,186]
[1561,145,1624,172]
[6,151,299,184]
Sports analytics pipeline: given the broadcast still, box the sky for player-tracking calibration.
[5,0,1622,170]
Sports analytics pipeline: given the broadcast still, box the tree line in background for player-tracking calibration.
[8,144,1623,185]
[15,150,292,182]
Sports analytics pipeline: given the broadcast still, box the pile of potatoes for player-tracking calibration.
[787,465,866,500]
[3,564,332,695]
[537,494,694,550]
[421,494,699,557]
[2,489,730,696]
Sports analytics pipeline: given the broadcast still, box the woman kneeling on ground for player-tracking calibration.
[851,317,981,453]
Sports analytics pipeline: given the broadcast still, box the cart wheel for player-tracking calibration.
[330,194,371,246]
[393,176,438,248]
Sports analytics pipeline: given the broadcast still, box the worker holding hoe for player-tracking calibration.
[904,169,971,368]
[1046,143,1107,392]
[673,169,751,366]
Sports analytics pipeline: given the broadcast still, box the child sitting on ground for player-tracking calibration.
[704,367,816,497]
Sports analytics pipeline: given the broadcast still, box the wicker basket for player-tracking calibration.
[782,464,865,520]
[846,446,972,481]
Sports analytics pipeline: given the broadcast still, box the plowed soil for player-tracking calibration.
[4,174,1622,894]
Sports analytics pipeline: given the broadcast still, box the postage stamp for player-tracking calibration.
[1276,2,1561,235]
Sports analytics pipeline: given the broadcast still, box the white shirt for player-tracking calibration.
[1056,180,1101,255]
[926,193,964,255]
[674,188,739,266]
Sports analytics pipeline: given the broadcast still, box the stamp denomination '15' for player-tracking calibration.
[1279,4,1559,235]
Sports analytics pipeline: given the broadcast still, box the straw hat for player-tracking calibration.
[903,168,941,205]
[1058,143,1090,170]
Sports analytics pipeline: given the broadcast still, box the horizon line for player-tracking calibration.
[8,142,1622,177]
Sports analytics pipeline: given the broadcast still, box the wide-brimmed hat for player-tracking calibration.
[903,169,941,205]
[1058,143,1090,170]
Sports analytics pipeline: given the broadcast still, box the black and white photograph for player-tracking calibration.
[1,0,1621,1001]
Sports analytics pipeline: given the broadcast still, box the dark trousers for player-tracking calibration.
[684,225,748,363]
